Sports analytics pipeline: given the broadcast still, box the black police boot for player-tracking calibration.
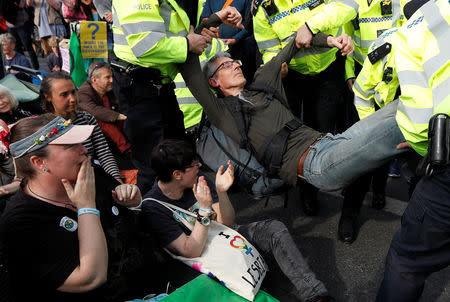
[338,209,359,244]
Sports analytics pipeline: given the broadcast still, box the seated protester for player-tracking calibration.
[178,14,409,192]
[0,113,148,301]
[78,62,131,156]
[41,71,124,183]
[141,139,333,302]
[0,33,32,82]
[0,85,45,202]
[0,84,43,124]
[46,36,62,72]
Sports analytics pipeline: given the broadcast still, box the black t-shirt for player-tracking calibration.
[0,166,142,301]
[0,189,94,301]
[141,177,218,247]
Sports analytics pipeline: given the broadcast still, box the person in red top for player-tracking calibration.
[78,62,131,156]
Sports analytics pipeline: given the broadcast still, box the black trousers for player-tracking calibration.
[113,69,186,194]
[282,54,346,134]
[376,165,450,302]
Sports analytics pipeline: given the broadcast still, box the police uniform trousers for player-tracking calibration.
[376,165,450,302]
[113,69,186,193]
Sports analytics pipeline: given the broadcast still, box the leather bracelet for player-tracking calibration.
[78,208,100,217]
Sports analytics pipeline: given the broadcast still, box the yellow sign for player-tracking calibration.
[80,21,107,59]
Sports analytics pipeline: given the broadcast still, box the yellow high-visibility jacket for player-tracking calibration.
[394,0,450,156]
[253,0,341,75]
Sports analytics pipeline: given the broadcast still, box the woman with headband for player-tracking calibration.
[0,114,145,301]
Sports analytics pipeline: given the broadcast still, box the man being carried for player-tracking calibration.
[141,139,333,302]
[179,14,408,191]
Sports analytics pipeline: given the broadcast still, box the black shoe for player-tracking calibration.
[372,193,386,210]
[338,212,359,244]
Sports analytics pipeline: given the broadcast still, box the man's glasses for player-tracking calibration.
[210,60,242,79]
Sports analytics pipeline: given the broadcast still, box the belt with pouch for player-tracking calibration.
[110,59,173,86]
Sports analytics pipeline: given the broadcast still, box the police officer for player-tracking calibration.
[295,0,411,242]
[296,0,409,86]
[111,0,241,192]
[375,0,450,300]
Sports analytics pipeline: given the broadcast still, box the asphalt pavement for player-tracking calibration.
[226,175,450,302]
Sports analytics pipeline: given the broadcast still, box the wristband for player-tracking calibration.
[78,208,100,217]
[198,207,214,214]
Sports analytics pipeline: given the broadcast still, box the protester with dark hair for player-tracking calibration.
[142,139,333,302]
[0,113,147,301]
[40,71,123,183]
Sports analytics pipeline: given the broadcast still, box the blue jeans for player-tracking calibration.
[303,100,407,191]
[237,219,328,302]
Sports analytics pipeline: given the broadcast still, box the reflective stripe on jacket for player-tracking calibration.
[175,38,229,128]
[253,0,341,75]
[353,27,400,119]
[112,0,190,78]
[394,0,450,156]
[306,0,408,70]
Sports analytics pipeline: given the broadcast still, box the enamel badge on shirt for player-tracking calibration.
[59,216,78,232]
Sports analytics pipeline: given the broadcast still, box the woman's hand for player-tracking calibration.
[62,157,96,209]
[112,184,142,207]
[215,160,234,193]
[193,176,213,209]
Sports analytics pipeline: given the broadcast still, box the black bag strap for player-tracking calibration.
[221,95,256,153]
[256,119,302,177]
[219,83,301,177]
